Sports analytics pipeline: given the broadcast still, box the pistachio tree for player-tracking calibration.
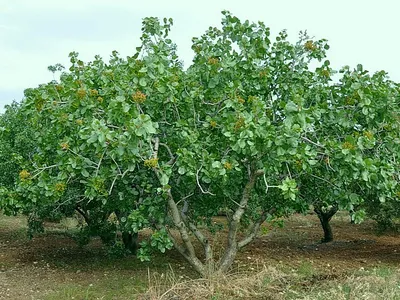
[6,12,400,276]
[337,68,400,231]
[295,66,400,242]
[0,102,36,216]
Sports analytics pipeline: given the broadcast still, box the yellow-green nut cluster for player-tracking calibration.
[321,69,330,77]
[223,162,232,170]
[208,57,219,65]
[237,96,245,104]
[193,45,201,53]
[342,141,356,150]
[132,91,147,104]
[304,40,316,51]
[144,157,158,168]
[345,97,355,105]
[77,88,87,99]
[294,160,303,170]
[248,96,257,103]
[363,131,374,139]
[19,170,31,181]
[93,178,106,193]
[35,98,45,111]
[60,142,69,150]
[234,117,245,130]
[55,182,66,192]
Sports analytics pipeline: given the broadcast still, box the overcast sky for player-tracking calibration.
[1,0,399,112]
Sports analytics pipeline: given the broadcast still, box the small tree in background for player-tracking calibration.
[0,102,36,216]
[296,66,400,242]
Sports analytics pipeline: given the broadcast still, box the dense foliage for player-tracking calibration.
[0,12,399,276]
[0,102,36,216]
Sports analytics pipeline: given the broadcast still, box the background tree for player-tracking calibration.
[294,66,400,242]
[0,102,36,216]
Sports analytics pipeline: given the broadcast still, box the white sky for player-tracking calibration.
[1,0,399,112]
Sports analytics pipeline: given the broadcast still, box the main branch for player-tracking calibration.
[218,169,264,273]
[151,137,207,275]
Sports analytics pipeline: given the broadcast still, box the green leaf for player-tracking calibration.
[143,122,157,134]
[98,132,106,144]
[123,103,131,113]
[277,147,285,156]
[157,85,166,93]
[212,161,221,168]
[238,140,246,149]
[116,95,125,102]
[362,170,369,181]
[116,146,125,156]
[139,78,147,87]
[202,177,211,184]
[160,173,169,186]
[208,78,219,88]
[285,101,298,113]
[308,159,318,165]
[87,134,98,144]
[135,127,147,136]
[81,169,90,177]
[158,64,165,74]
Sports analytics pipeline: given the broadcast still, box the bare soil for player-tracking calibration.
[0,212,399,299]
[246,213,400,272]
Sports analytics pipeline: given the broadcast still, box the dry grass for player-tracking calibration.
[138,264,400,300]
[139,265,288,299]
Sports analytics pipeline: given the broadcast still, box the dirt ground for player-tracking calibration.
[0,212,399,299]
[248,213,400,271]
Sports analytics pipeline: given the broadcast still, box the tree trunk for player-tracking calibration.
[318,213,333,242]
[114,210,139,254]
[122,231,138,254]
[165,189,207,276]
[314,205,338,243]
[218,169,264,273]
[349,209,355,224]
